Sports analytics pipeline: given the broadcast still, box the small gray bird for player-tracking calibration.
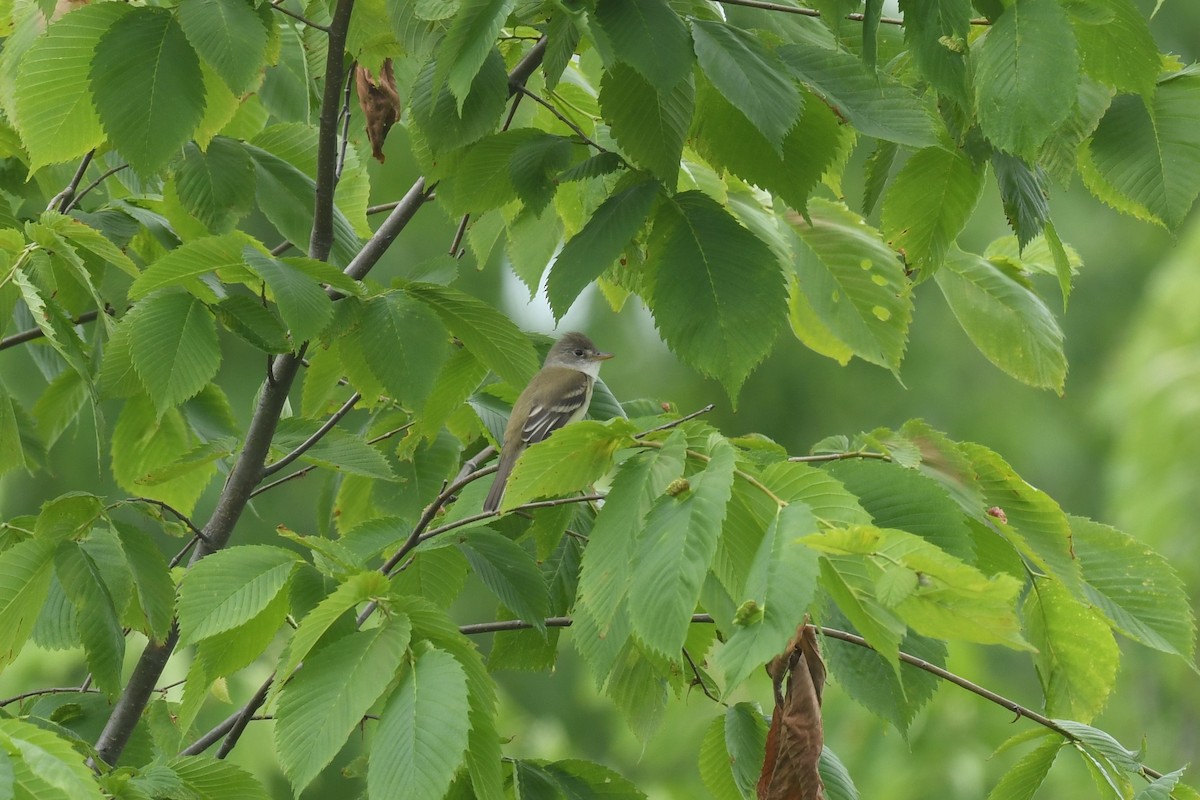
[482,332,613,513]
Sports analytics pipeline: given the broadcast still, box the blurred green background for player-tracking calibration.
[3,1,1200,796]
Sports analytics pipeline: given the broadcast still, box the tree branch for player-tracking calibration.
[269,0,330,32]
[0,309,104,352]
[634,403,716,438]
[260,391,361,477]
[788,450,890,463]
[64,163,129,213]
[0,686,99,707]
[250,421,414,498]
[712,0,990,25]
[47,149,95,213]
[512,86,609,154]
[308,0,356,262]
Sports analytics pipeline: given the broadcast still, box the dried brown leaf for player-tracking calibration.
[758,623,826,800]
[356,59,401,163]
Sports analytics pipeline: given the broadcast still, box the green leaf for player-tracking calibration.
[807,525,1027,647]
[693,82,843,217]
[111,394,214,513]
[574,431,688,685]
[1024,576,1118,722]
[10,268,92,385]
[974,0,1079,158]
[689,20,800,155]
[438,129,539,215]
[53,541,124,698]
[113,522,175,643]
[243,248,332,343]
[986,734,1063,800]
[410,48,508,154]
[126,291,222,417]
[89,7,207,175]
[898,0,971,107]
[592,0,693,88]
[0,718,105,800]
[1039,78,1112,186]
[271,418,396,480]
[629,438,736,657]
[934,247,1066,392]
[544,181,657,319]
[599,63,693,188]
[647,191,786,403]
[1053,720,1142,774]
[1135,769,1185,800]
[369,646,470,800]
[13,3,127,171]
[459,530,549,631]
[215,295,291,354]
[991,152,1050,249]
[403,282,540,385]
[699,714,743,800]
[437,0,516,111]
[1084,76,1200,231]
[0,386,26,476]
[273,571,391,696]
[826,459,974,562]
[724,703,769,799]
[33,492,103,541]
[715,502,821,690]
[275,618,412,796]
[349,291,448,408]
[778,43,937,147]
[177,544,301,645]
[500,418,635,511]
[129,232,252,301]
[820,748,860,800]
[174,138,257,234]
[167,756,271,800]
[244,144,363,266]
[0,539,55,671]
[787,199,913,372]
[1069,0,1159,97]
[961,443,1081,591]
[48,212,139,279]
[881,146,984,275]
[177,0,269,95]
[1071,516,1195,661]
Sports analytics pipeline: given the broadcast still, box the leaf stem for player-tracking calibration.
[711,0,990,25]
[268,0,330,32]
[512,85,610,154]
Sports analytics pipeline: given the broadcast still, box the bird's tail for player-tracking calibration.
[482,447,519,513]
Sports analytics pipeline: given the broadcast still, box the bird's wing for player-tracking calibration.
[520,367,592,444]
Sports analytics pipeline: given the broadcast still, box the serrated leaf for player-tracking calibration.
[0,718,105,800]
[13,3,127,171]
[53,541,124,698]
[243,248,333,343]
[1072,516,1195,661]
[89,8,207,175]
[410,47,508,154]
[459,530,549,631]
[715,503,819,691]
[991,151,1050,249]
[369,646,470,800]
[350,291,448,408]
[111,394,214,513]
[403,282,540,385]
[986,734,1063,800]
[275,619,411,796]
[0,538,55,672]
[899,0,971,108]
[438,0,516,111]
[129,232,252,300]
[125,291,221,417]
[778,43,937,147]
[974,0,1079,158]
[935,247,1066,392]
[177,0,268,95]
[592,0,692,87]
[215,294,291,353]
[1024,576,1118,722]
[112,522,175,642]
[500,418,635,510]
[881,146,985,274]
[177,544,300,645]
[48,212,139,279]
[1084,75,1200,230]
[629,438,736,657]
[271,418,396,479]
[787,199,913,372]
[599,63,693,188]
[699,714,743,800]
[167,756,270,800]
[174,138,256,234]
[690,20,800,155]
[1069,0,1159,97]
[647,191,786,403]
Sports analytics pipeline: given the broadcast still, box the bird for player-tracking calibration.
[482,332,613,513]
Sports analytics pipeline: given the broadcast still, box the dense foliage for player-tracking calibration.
[0,0,1196,798]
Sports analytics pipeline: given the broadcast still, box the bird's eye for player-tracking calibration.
[573,348,585,357]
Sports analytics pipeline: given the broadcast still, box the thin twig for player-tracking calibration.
[250,421,414,498]
[0,309,103,352]
[634,404,716,439]
[0,686,99,707]
[168,535,202,569]
[215,674,274,758]
[260,391,362,478]
[414,493,604,549]
[47,149,95,212]
[64,163,129,213]
[788,450,891,463]
[268,0,330,31]
[682,647,723,704]
[336,62,356,180]
[513,86,609,153]
[713,0,990,25]
[122,498,207,542]
[448,214,471,258]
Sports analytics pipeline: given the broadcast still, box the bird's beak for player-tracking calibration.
[594,351,614,361]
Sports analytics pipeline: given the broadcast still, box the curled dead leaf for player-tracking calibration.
[356,59,401,163]
[758,622,826,800]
